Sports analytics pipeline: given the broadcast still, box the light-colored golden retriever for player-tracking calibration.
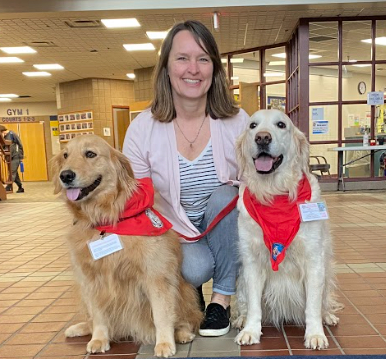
[234,110,342,350]
[52,134,202,357]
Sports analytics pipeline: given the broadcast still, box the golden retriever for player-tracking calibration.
[233,110,342,350]
[52,134,202,357]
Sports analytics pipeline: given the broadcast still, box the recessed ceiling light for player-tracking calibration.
[361,37,386,46]
[272,53,287,59]
[22,71,51,77]
[230,58,244,63]
[0,57,24,63]
[230,76,239,80]
[0,46,36,54]
[33,64,64,70]
[269,61,286,66]
[0,94,18,98]
[101,18,140,28]
[263,72,285,77]
[126,73,136,79]
[352,64,372,67]
[123,43,155,51]
[272,53,321,59]
[146,31,168,40]
[0,98,12,102]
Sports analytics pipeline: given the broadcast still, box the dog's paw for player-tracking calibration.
[175,328,195,344]
[232,315,246,329]
[304,334,329,350]
[323,313,339,326]
[86,339,110,353]
[154,342,176,358]
[235,329,262,345]
[65,322,91,337]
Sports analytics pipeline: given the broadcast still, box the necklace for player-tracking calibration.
[175,115,207,148]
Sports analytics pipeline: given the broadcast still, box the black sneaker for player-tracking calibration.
[199,303,230,337]
[16,187,24,193]
[5,185,12,191]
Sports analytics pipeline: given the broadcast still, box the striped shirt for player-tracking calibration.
[178,140,222,226]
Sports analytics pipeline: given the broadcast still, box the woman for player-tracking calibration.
[123,20,249,337]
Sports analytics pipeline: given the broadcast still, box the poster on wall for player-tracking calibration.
[312,108,324,121]
[312,120,329,134]
[267,96,285,112]
[58,110,94,143]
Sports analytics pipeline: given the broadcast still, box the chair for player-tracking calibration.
[309,155,331,179]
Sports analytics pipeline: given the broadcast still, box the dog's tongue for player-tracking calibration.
[66,188,81,201]
[254,156,273,172]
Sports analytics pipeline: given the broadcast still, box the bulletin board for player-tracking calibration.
[58,110,94,143]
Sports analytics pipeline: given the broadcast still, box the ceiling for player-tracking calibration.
[1,2,386,103]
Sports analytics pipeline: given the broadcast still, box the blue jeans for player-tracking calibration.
[181,185,239,295]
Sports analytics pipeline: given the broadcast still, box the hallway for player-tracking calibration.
[0,182,386,358]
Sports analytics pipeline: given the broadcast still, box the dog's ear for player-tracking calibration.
[294,127,310,174]
[110,148,137,194]
[236,131,248,179]
[50,152,64,195]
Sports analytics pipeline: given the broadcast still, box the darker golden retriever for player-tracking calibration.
[52,134,202,357]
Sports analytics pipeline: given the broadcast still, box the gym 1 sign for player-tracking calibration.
[367,91,385,106]
[6,108,30,116]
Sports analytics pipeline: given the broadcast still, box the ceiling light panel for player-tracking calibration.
[22,71,51,77]
[123,43,155,51]
[0,46,36,54]
[264,72,285,77]
[0,94,18,98]
[146,31,168,40]
[0,57,24,63]
[33,64,64,70]
[0,98,12,102]
[126,73,135,79]
[101,18,140,28]
[272,53,322,59]
[362,37,386,46]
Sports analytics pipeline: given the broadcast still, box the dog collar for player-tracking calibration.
[96,178,172,236]
[243,176,311,271]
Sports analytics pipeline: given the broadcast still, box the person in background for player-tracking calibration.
[0,125,25,193]
[123,20,249,337]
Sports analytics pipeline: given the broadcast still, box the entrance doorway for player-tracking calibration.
[112,107,130,152]
[5,122,48,181]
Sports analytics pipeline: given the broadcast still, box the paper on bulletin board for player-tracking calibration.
[312,120,329,134]
[50,120,59,136]
[312,107,324,121]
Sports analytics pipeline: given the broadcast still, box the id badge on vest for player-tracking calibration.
[298,201,329,222]
[88,233,124,260]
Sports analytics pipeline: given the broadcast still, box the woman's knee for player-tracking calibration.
[181,254,214,288]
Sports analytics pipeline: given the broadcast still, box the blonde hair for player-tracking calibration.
[151,20,239,122]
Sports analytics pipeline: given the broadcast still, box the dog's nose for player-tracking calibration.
[255,131,272,146]
[60,170,76,184]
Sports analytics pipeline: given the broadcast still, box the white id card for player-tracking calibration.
[88,233,123,260]
[298,202,329,222]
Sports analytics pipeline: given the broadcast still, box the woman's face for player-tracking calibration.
[167,30,214,104]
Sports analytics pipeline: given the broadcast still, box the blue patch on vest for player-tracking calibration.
[272,243,284,261]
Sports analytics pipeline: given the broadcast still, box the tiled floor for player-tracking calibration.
[1,182,386,358]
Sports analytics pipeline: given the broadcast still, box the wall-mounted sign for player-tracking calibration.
[312,108,324,121]
[1,116,36,122]
[367,91,385,106]
[312,120,329,134]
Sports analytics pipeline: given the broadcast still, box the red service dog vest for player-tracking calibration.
[243,176,311,271]
[96,178,172,236]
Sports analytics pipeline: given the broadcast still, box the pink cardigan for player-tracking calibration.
[122,108,250,241]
